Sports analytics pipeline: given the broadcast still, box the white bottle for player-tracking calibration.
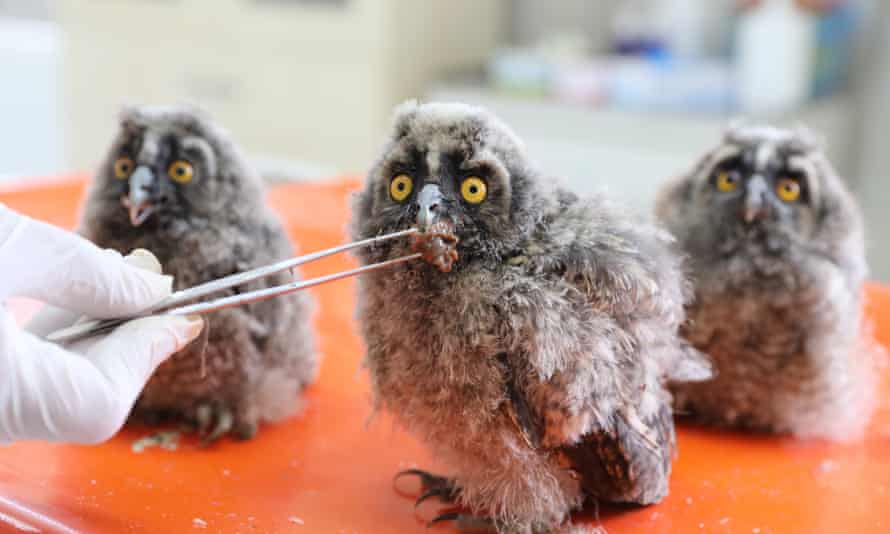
[736,0,816,114]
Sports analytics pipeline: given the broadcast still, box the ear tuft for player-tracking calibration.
[723,117,748,144]
[790,123,823,153]
[118,104,142,128]
[391,99,420,139]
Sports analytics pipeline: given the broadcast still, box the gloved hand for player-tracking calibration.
[0,203,203,444]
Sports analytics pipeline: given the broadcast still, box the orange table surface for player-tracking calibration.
[1,177,889,534]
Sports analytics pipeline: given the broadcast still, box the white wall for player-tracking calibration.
[852,0,890,281]
[0,17,63,181]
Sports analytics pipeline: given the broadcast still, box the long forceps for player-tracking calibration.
[47,228,420,343]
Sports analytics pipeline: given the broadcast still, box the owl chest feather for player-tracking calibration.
[363,265,542,424]
[361,258,606,452]
[686,252,842,379]
[87,217,286,403]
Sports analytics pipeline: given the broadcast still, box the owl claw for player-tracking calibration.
[195,403,214,435]
[201,409,234,446]
[234,421,258,441]
[395,468,448,487]
[393,469,457,501]
[428,511,461,526]
[428,511,495,532]
[416,486,457,508]
[193,402,238,446]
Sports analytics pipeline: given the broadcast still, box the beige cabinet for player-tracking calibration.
[57,0,504,176]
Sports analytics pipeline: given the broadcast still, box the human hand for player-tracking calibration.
[0,204,203,444]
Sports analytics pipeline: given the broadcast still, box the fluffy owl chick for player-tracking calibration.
[655,123,876,441]
[351,101,710,532]
[80,106,317,443]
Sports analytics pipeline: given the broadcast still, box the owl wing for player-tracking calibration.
[500,192,701,503]
[523,191,711,380]
[520,190,678,316]
[555,403,675,505]
[499,339,676,505]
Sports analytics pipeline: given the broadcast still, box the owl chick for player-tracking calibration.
[655,123,876,441]
[351,101,710,532]
[80,106,317,443]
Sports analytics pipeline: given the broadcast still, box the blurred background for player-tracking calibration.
[0,0,888,278]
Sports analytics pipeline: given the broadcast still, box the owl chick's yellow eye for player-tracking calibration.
[168,160,194,184]
[113,157,133,180]
[776,178,801,202]
[715,171,739,192]
[460,176,487,204]
[389,174,413,202]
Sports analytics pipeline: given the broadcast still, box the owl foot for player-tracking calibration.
[195,403,232,445]
[194,402,256,445]
[393,468,459,505]
[235,421,258,440]
[395,469,487,529]
[428,511,495,532]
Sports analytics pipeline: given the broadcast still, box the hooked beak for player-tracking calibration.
[742,175,768,224]
[122,165,157,227]
[415,183,444,231]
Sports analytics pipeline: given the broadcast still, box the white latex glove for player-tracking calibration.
[0,203,204,445]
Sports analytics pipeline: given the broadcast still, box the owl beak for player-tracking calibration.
[123,165,157,227]
[416,183,444,231]
[742,175,768,224]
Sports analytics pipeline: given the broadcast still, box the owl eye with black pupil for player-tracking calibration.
[113,157,134,180]
[389,174,413,201]
[168,160,194,183]
[776,177,801,202]
[460,176,487,204]
[715,170,739,192]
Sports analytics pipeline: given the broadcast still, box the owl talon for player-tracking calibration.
[393,469,456,500]
[193,403,237,446]
[428,511,495,532]
[428,511,460,526]
[201,409,234,446]
[234,421,258,441]
[415,486,456,508]
[195,403,213,435]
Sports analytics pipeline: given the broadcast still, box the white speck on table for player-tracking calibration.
[288,516,304,525]
[192,518,207,529]
[132,431,181,453]
[818,459,838,473]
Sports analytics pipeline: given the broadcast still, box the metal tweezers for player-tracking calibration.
[47,228,420,344]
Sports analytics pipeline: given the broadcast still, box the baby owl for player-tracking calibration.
[351,101,710,532]
[80,106,317,443]
[655,123,876,441]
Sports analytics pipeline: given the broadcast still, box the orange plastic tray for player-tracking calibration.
[1,177,888,533]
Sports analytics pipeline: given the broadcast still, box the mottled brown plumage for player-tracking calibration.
[351,101,709,532]
[655,123,877,441]
[80,106,317,442]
